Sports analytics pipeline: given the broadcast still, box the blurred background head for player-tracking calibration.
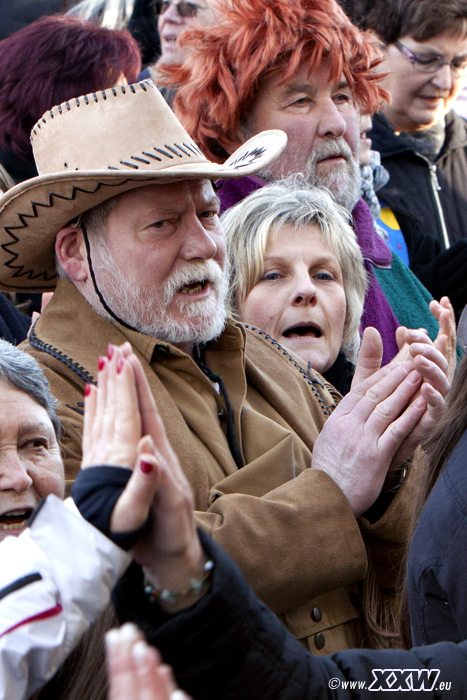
[353,0,467,133]
[155,0,217,65]
[0,14,141,183]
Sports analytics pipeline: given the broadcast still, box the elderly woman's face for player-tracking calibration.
[0,380,64,542]
[238,224,346,374]
[380,29,467,133]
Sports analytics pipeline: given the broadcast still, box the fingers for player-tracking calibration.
[378,393,426,457]
[364,369,422,436]
[411,350,450,397]
[351,327,383,386]
[126,352,186,487]
[112,353,142,463]
[346,362,418,424]
[431,297,457,382]
[106,624,189,700]
[394,327,431,366]
[106,624,145,700]
[420,381,446,422]
[395,326,407,352]
[110,441,160,534]
[82,383,97,468]
[81,345,143,469]
[430,296,454,325]
[41,291,53,312]
[127,353,162,441]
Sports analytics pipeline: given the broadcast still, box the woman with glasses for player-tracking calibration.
[147,0,217,107]
[153,0,216,65]
[355,0,467,319]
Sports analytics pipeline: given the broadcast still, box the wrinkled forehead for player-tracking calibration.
[114,178,218,210]
[0,380,52,433]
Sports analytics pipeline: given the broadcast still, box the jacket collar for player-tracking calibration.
[33,277,245,383]
[370,110,467,159]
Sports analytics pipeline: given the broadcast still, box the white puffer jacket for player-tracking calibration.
[0,495,130,700]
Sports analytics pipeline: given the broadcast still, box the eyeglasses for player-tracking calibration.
[153,0,207,17]
[395,41,467,76]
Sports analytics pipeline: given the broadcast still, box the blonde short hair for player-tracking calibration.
[222,178,368,363]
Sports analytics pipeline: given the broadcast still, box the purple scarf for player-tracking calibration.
[352,199,400,365]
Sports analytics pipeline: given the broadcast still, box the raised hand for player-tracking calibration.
[429,296,457,381]
[312,361,428,515]
[106,623,190,700]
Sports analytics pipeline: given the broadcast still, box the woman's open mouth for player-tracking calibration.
[282,323,322,339]
[0,508,33,532]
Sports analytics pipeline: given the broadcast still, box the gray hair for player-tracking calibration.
[56,196,119,280]
[0,340,61,439]
[222,178,368,363]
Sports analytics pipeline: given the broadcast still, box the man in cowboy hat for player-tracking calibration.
[0,80,448,654]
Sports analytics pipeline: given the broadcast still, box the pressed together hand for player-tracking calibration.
[81,343,206,606]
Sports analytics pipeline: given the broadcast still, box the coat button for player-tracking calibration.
[314,633,325,650]
[311,606,322,622]
[155,344,170,357]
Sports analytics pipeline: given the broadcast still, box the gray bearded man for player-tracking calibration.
[0,79,448,653]
[160,0,449,364]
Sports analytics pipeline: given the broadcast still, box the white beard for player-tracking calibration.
[88,242,230,346]
[259,138,361,212]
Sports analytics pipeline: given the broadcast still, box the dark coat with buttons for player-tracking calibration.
[408,427,467,646]
[24,278,423,654]
[370,111,467,314]
[115,531,467,700]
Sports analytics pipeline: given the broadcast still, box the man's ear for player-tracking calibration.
[55,226,88,282]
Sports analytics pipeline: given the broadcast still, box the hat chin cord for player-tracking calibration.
[81,221,139,333]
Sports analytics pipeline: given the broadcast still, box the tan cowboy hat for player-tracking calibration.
[0,79,287,292]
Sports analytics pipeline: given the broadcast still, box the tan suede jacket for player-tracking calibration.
[23,279,420,654]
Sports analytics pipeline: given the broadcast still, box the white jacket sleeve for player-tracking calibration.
[0,494,131,700]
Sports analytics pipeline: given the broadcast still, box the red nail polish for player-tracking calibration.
[84,383,91,397]
[98,357,105,371]
[107,344,114,360]
[117,357,123,374]
[140,460,152,474]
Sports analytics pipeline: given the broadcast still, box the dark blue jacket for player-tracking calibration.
[370,111,467,314]
[0,293,30,344]
[408,428,467,647]
[115,532,467,700]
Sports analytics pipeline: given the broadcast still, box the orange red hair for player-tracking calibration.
[160,0,387,162]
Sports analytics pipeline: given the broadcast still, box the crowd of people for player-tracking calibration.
[1,0,467,698]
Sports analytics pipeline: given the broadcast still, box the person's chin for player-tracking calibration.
[160,41,184,65]
[0,528,24,542]
[281,338,326,373]
[413,99,447,123]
